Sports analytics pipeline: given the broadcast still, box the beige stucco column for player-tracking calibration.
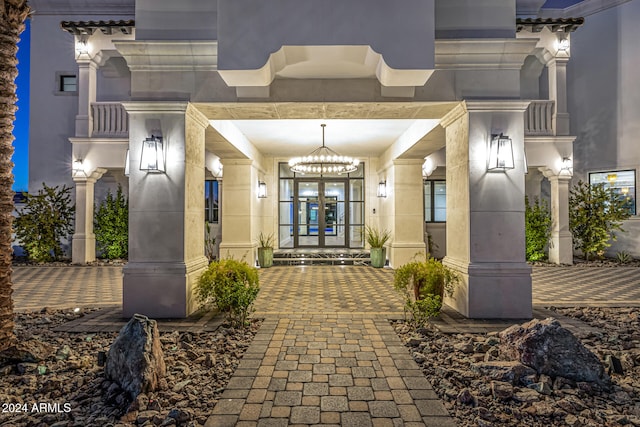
[218,159,259,262]
[72,168,106,264]
[75,57,97,138]
[548,57,570,136]
[441,101,532,319]
[388,159,426,268]
[121,102,209,318]
[541,168,573,264]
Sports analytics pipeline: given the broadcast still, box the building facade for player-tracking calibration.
[27,0,639,318]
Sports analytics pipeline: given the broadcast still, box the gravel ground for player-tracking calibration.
[0,308,260,427]
[395,307,640,427]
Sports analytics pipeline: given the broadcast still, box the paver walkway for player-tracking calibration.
[206,266,455,426]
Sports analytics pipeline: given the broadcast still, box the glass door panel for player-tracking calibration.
[324,181,346,247]
[297,182,319,246]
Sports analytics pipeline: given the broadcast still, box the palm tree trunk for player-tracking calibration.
[0,1,30,352]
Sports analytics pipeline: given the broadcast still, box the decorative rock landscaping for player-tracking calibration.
[0,308,260,427]
[395,307,640,426]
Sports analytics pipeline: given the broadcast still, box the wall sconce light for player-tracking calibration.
[257,181,267,198]
[560,156,573,175]
[72,159,86,177]
[422,157,435,179]
[557,37,570,52]
[487,133,515,172]
[140,135,165,173]
[124,149,130,177]
[211,158,223,180]
[75,36,89,56]
[377,181,387,198]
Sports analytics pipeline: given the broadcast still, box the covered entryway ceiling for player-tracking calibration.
[191,102,460,160]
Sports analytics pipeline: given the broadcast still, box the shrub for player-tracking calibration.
[569,181,631,260]
[195,258,260,327]
[525,196,552,262]
[14,183,75,262]
[94,185,128,259]
[393,256,459,329]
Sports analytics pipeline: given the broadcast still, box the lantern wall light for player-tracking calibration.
[560,156,573,175]
[258,181,267,198]
[487,133,515,172]
[140,135,165,173]
[422,156,435,178]
[377,180,387,198]
[72,159,86,177]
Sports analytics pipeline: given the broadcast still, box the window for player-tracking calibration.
[205,180,220,223]
[59,75,77,92]
[424,180,446,222]
[589,170,636,215]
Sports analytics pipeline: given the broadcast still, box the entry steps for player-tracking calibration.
[272,249,372,266]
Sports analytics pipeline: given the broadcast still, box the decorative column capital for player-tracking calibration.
[539,167,572,181]
[72,167,107,183]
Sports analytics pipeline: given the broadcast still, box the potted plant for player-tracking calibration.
[365,225,391,268]
[257,232,275,268]
[393,255,459,328]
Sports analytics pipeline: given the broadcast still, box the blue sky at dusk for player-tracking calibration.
[13,19,29,192]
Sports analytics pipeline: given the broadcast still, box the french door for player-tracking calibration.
[295,180,347,247]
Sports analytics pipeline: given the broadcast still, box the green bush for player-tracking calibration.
[569,181,631,260]
[94,185,128,259]
[525,196,552,262]
[393,256,459,329]
[14,183,75,262]
[195,258,260,327]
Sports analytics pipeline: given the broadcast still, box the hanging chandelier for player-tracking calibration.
[288,124,359,175]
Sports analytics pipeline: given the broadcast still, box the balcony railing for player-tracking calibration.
[525,100,554,136]
[91,102,128,138]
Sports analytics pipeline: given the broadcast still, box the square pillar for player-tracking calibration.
[548,57,570,136]
[541,169,573,264]
[121,103,209,318]
[218,159,259,262]
[72,168,106,264]
[387,159,426,268]
[441,101,532,319]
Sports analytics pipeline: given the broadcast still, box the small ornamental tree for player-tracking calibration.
[94,185,128,259]
[569,180,631,260]
[525,196,552,262]
[14,183,75,262]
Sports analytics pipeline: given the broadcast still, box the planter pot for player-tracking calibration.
[257,247,273,268]
[370,247,386,268]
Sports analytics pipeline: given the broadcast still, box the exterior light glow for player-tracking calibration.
[377,181,387,198]
[140,135,165,173]
[72,159,85,177]
[487,133,515,172]
[258,181,267,198]
[560,156,573,175]
[124,149,130,177]
[422,156,435,178]
[289,124,359,176]
[558,38,570,52]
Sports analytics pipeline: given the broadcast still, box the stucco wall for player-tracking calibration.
[29,8,133,192]
[568,0,640,256]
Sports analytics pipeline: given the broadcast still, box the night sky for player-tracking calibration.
[13,19,29,192]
